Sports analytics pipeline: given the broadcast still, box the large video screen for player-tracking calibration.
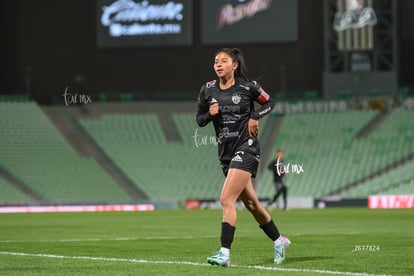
[97,0,193,48]
[201,0,298,45]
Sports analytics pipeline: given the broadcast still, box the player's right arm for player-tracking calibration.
[196,85,218,127]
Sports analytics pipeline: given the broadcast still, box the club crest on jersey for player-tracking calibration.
[232,93,241,104]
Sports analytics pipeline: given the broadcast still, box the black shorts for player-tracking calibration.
[220,150,260,178]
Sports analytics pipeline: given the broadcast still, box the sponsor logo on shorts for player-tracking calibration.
[232,151,244,162]
[232,154,243,162]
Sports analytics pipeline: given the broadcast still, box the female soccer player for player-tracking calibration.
[196,48,290,266]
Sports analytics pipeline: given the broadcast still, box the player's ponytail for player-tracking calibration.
[215,48,250,81]
[232,48,250,81]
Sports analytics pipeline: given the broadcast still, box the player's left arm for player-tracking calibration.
[248,81,274,137]
[249,81,274,120]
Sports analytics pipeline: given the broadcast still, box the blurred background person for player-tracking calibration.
[267,149,288,211]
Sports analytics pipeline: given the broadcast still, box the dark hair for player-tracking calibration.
[215,48,250,81]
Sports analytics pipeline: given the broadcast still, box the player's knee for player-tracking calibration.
[220,195,234,208]
[244,199,258,212]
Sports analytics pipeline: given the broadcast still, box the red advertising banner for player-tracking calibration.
[368,195,414,209]
[184,199,201,210]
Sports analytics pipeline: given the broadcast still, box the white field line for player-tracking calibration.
[1,233,343,244]
[0,251,389,276]
[0,236,215,243]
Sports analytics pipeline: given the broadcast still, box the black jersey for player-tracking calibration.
[196,77,274,163]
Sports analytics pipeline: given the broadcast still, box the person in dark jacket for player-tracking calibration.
[267,149,288,211]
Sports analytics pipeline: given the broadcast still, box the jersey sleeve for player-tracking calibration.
[196,84,213,127]
[249,81,275,120]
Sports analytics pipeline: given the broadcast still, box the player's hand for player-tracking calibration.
[248,119,259,137]
[209,103,219,116]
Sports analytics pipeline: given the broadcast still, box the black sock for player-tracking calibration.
[259,219,280,241]
[221,222,236,249]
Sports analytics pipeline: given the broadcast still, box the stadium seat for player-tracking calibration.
[0,101,132,205]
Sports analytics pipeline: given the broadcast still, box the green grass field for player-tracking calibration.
[0,208,413,275]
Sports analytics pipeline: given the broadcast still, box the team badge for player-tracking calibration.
[232,93,241,104]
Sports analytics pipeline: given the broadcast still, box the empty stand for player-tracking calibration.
[0,101,132,204]
[79,113,223,201]
[257,108,414,199]
[0,175,36,205]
